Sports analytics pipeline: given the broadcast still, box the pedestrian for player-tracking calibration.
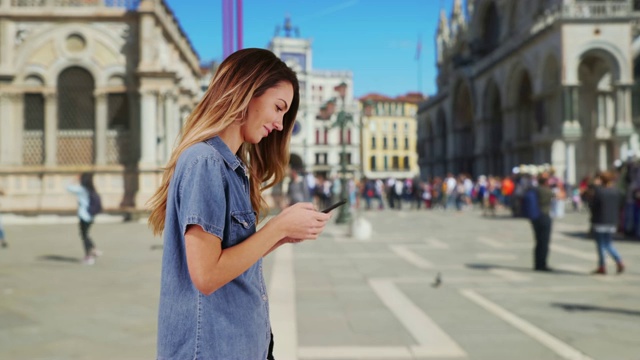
[287,168,309,205]
[0,187,7,248]
[523,173,554,271]
[590,171,625,275]
[146,48,331,360]
[66,172,102,265]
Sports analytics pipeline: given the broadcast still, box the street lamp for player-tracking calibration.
[332,82,353,224]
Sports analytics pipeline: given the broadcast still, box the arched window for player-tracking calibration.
[58,67,95,130]
[23,93,45,165]
[57,66,95,165]
[23,74,46,165]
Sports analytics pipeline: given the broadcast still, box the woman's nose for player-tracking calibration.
[273,119,284,131]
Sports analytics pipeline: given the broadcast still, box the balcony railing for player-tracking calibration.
[561,1,633,19]
[8,0,139,9]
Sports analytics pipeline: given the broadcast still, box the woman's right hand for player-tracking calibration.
[268,202,331,242]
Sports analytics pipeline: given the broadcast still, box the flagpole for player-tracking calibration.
[417,34,422,94]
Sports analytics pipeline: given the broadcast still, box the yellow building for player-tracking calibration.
[360,93,425,180]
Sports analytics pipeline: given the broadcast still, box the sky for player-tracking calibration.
[165,0,456,98]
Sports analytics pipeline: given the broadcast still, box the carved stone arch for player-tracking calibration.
[49,57,102,88]
[578,47,622,86]
[16,23,127,88]
[575,45,625,177]
[571,41,630,84]
[20,68,47,86]
[505,61,535,108]
[103,66,128,87]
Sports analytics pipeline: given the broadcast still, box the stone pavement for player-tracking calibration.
[0,207,639,360]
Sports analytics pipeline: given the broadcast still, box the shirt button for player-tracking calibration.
[262,294,268,301]
[242,221,248,228]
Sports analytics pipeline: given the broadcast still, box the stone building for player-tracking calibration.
[360,93,424,180]
[417,0,640,185]
[0,0,201,213]
[268,17,360,179]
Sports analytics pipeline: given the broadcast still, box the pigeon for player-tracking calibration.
[432,272,442,288]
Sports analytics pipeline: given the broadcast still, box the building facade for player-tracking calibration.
[360,93,424,180]
[268,18,361,179]
[0,0,201,212]
[417,0,640,185]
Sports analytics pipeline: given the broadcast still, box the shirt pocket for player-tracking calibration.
[230,210,257,245]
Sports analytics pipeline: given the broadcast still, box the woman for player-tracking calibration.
[66,172,102,265]
[147,48,331,360]
[590,171,625,275]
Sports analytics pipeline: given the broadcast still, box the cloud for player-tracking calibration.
[302,0,359,20]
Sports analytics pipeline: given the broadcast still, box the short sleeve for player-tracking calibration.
[177,156,227,240]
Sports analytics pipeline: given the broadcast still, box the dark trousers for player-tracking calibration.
[79,219,95,256]
[531,214,552,269]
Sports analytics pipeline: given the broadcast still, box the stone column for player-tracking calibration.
[614,85,633,136]
[566,142,577,185]
[598,142,608,171]
[94,92,108,165]
[597,93,606,128]
[0,19,15,76]
[44,91,58,166]
[561,86,581,184]
[12,92,24,165]
[139,90,158,166]
[156,92,166,164]
[163,91,178,163]
[0,92,14,165]
[551,139,566,183]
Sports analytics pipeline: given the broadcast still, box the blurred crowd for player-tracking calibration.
[273,160,640,241]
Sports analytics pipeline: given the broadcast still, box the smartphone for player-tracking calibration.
[321,199,347,213]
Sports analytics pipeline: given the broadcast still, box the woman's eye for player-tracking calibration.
[276,106,282,112]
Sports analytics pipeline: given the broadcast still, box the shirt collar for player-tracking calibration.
[205,136,246,174]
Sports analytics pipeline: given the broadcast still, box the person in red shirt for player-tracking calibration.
[501,176,515,208]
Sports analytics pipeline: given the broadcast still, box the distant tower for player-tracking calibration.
[274,14,300,38]
[222,0,243,59]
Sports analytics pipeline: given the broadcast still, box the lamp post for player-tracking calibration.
[333,82,352,224]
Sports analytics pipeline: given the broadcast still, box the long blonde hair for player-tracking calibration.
[147,48,300,236]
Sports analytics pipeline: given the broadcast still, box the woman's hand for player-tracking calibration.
[267,202,331,242]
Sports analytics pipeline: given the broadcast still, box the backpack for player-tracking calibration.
[521,188,540,220]
[88,191,103,217]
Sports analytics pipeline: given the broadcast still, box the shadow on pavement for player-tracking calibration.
[37,255,80,263]
[551,302,640,317]
[478,214,523,221]
[465,262,587,276]
[560,231,640,244]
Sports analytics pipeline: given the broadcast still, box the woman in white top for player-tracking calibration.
[66,172,101,265]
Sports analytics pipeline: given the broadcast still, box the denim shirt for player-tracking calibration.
[157,136,270,360]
